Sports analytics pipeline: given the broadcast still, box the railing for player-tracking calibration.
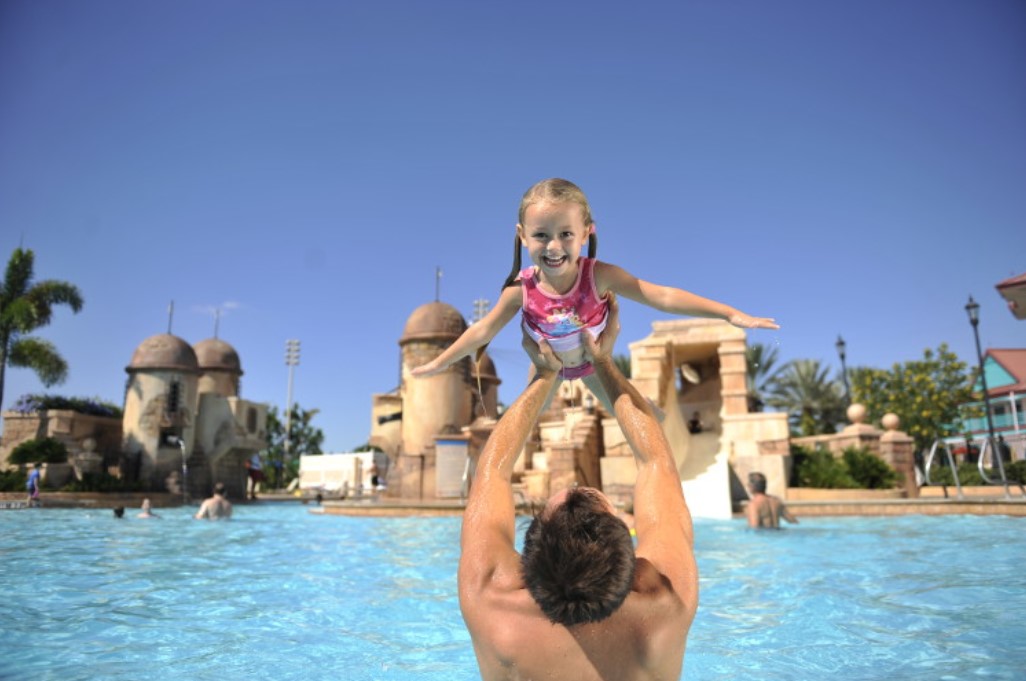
[923,439,964,500]
[925,437,1024,501]
[974,438,1024,500]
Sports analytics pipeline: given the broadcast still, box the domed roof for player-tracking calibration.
[127,334,199,372]
[400,301,468,343]
[194,338,243,375]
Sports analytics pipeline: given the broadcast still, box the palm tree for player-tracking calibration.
[745,342,782,412]
[765,359,846,436]
[0,248,84,411]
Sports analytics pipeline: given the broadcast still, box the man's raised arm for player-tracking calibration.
[582,296,697,605]
[459,342,561,591]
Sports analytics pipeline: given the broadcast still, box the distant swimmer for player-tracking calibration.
[746,472,798,529]
[194,483,233,520]
[137,498,159,519]
[459,295,698,681]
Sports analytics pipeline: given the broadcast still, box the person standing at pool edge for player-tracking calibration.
[459,295,698,680]
[195,483,233,520]
[26,462,42,507]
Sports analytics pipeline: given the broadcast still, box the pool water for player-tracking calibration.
[1,506,1023,680]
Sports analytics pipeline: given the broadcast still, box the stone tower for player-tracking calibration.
[122,333,200,488]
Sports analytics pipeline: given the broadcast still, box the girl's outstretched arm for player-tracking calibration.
[595,261,779,330]
[410,285,523,377]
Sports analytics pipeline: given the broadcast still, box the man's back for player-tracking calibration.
[747,492,796,529]
[461,557,692,681]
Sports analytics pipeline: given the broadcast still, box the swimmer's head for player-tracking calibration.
[748,472,767,494]
[521,486,635,626]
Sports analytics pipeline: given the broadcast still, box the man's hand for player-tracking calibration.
[582,294,621,363]
[522,332,563,376]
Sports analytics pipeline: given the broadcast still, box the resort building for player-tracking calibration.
[122,334,268,500]
[954,348,1026,461]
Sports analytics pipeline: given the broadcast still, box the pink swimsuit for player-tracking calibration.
[519,257,609,379]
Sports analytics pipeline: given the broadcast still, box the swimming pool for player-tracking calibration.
[1,506,1023,680]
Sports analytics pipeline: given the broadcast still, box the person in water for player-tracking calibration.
[459,295,698,680]
[746,472,798,529]
[412,177,778,412]
[194,483,233,520]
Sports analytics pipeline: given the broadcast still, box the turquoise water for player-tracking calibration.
[1,505,1024,680]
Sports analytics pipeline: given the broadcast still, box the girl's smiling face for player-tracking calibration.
[517,200,593,282]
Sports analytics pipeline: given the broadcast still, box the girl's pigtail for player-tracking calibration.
[588,232,597,260]
[500,233,522,290]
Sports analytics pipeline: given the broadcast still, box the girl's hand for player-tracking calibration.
[729,313,779,330]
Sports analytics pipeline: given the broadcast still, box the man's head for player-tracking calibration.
[521,486,635,626]
[214,482,226,496]
[748,472,767,495]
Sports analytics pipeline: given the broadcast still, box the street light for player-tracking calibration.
[965,297,998,459]
[835,335,851,406]
[283,339,301,490]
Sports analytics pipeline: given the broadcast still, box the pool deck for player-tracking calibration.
[310,494,1026,518]
[4,490,1025,517]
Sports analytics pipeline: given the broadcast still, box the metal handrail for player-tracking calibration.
[923,439,964,500]
[975,437,1021,500]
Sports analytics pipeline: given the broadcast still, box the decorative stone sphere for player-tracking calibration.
[81,437,97,452]
[846,403,866,425]
[882,413,900,431]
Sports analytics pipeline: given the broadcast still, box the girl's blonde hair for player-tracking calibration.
[502,178,598,289]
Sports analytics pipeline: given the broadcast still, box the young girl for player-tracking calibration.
[411,178,778,412]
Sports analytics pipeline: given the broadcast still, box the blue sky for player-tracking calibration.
[1,0,1023,452]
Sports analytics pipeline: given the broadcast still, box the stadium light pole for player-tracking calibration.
[283,339,301,490]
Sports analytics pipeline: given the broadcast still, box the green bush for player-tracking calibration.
[790,445,858,489]
[926,462,990,486]
[842,447,898,489]
[61,471,146,493]
[11,393,122,418]
[9,437,68,465]
[0,468,28,492]
[1004,460,1026,484]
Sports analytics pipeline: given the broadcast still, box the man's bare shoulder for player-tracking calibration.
[464,561,690,681]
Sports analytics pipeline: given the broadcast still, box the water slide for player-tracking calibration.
[658,378,734,519]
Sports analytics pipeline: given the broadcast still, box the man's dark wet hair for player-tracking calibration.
[521,487,636,626]
[214,482,226,496]
[749,472,767,494]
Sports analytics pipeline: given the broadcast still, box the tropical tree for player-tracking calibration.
[850,344,974,455]
[0,248,84,411]
[765,359,846,436]
[261,403,325,487]
[613,353,632,379]
[745,342,782,412]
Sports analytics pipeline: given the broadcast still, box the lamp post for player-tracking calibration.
[835,335,851,407]
[965,297,998,458]
[283,339,301,490]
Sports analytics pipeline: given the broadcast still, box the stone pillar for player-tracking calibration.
[717,339,748,417]
[879,413,917,498]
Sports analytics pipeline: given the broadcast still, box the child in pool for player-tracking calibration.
[411,178,779,412]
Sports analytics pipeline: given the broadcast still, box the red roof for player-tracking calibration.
[996,271,1026,320]
[986,348,1026,395]
[996,272,1026,290]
